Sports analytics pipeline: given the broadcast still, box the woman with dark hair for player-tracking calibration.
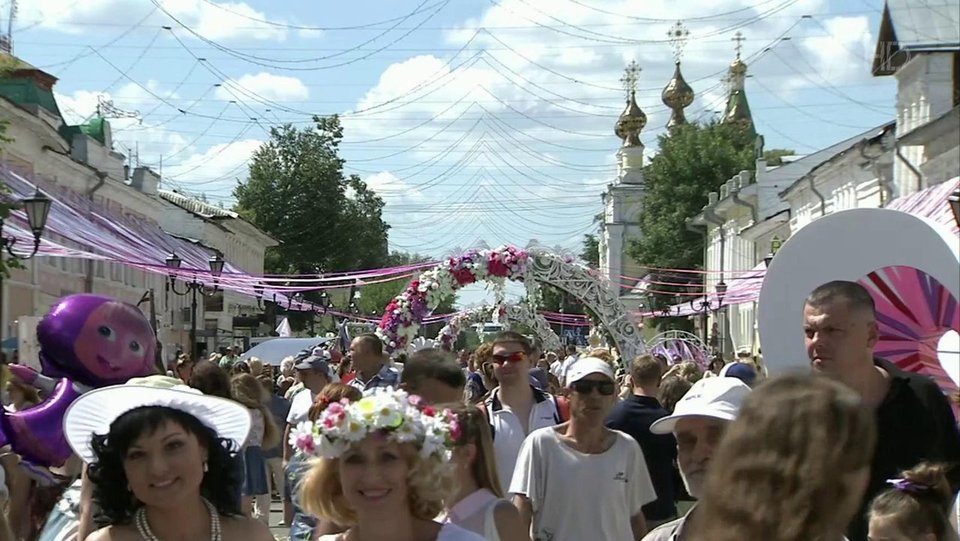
[188,361,232,399]
[63,375,273,541]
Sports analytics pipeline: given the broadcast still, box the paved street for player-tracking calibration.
[265,496,288,541]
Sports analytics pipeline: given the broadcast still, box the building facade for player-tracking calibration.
[0,53,274,364]
[686,0,959,356]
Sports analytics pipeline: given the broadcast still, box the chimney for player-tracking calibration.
[130,166,160,196]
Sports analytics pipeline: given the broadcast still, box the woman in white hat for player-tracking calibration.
[294,388,484,541]
[64,375,274,541]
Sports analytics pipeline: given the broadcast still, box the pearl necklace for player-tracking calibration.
[134,498,222,541]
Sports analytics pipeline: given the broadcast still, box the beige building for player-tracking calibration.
[0,54,274,364]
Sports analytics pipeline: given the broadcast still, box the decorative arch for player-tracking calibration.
[436,303,562,352]
[376,245,645,360]
[648,330,711,366]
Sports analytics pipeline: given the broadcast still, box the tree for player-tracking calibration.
[234,115,390,331]
[763,148,796,166]
[627,122,754,328]
[580,234,599,268]
[234,115,389,276]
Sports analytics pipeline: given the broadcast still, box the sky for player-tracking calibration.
[13,0,897,305]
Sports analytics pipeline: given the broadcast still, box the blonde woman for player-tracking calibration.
[231,373,281,523]
[688,373,876,541]
[295,389,484,541]
[444,406,526,541]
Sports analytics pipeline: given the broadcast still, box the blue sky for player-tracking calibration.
[15,0,896,304]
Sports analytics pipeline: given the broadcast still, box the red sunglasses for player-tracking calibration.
[491,351,526,365]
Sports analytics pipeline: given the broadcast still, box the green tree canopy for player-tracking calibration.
[234,115,391,331]
[628,122,755,326]
[234,115,389,276]
[580,234,599,268]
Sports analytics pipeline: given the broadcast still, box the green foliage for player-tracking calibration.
[0,113,22,278]
[234,115,391,331]
[762,148,796,166]
[234,116,389,276]
[580,234,599,268]
[627,122,755,329]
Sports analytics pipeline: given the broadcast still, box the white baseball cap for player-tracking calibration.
[566,357,615,386]
[650,377,751,435]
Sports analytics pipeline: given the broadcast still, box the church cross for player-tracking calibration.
[732,31,746,58]
[668,21,690,63]
[620,60,640,98]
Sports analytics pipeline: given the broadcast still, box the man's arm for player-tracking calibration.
[282,423,293,464]
[630,512,649,540]
[512,494,535,541]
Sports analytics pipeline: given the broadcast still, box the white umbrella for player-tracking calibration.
[241,337,332,366]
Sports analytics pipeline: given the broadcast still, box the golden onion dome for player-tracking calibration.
[661,61,694,109]
[615,90,646,147]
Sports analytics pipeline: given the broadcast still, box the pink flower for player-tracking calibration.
[408,394,422,406]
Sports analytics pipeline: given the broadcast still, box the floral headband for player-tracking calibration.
[289,389,460,461]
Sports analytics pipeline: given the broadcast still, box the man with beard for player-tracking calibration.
[642,377,751,541]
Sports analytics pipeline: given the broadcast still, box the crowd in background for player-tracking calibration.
[0,280,957,541]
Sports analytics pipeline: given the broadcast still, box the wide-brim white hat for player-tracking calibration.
[64,375,251,464]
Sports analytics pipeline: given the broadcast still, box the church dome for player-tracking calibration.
[661,61,694,129]
[615,90,646,147]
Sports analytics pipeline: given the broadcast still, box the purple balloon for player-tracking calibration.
[0,294,159,467]
[37,294,157,386]
[0,378,80,467]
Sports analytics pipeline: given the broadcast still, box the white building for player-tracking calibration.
[158,190,278,351]
[686,0,959,356]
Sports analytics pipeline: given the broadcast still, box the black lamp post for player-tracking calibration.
[715,280,728,357]
[253,283,265,309]
[165,252,225,360]
[949,189,960,229]
[0,190,52,341]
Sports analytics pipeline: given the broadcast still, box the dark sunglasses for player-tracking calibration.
[571,380,616,396]
[491,351,526,365]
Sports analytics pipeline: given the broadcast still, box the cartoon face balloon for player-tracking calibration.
[37,294,157,386]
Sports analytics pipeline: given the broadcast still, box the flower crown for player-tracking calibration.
[289,389,460,461]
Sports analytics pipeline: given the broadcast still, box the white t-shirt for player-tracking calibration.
[286,387,316,426]
[484,387,564,492]
[317,522,484,541]
[559,355,579,384]
[510,427,656,541]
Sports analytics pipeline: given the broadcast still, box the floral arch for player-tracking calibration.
[376,245,645,360]
[648,330,711,367]
[436,303,562,352]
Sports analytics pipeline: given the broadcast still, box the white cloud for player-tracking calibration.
[160,138,264,193]
[215,73,310,103]
[363,171,423,201]
[20,0,288,41]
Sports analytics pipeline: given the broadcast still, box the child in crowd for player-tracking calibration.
[232,373,281,523]
[868,462,960,541]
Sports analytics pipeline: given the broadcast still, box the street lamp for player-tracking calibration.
[715,280,728,357]
[690,280,727,344]
[949,189,960,229]
[0,190,52,340]
[166,252,224,360]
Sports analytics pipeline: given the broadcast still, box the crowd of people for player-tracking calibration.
[0,278,957,541]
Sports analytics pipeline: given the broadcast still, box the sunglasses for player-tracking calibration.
[571,380,617,396]
[491,351,526,365]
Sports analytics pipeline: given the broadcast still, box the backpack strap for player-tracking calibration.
[554,395,570,423]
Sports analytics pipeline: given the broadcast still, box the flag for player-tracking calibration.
[275,317,292,338]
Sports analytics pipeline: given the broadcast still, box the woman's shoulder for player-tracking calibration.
[221,515,275,540]
[438,521,487,541]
